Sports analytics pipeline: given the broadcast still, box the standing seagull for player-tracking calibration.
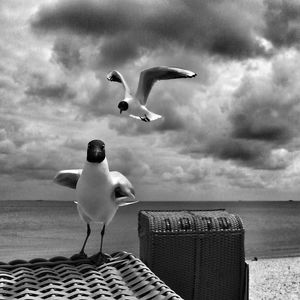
[107,66,197,122]
[53,140,137,265]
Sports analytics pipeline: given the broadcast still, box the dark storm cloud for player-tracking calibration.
[182,132,269,169]
[13,154,61,180]
[26,82,69,99]
[0,117,76,181]
[0,148,66,181]
[0,130,84,181]
[205,138,260,162]
[25,73,74,101]
[199,137,288,170]
[207,53,300,169]
[31,0,134,35]
[31,0,267,66]
[231,111,292,144]
[178,52,300,171]
[99,35,141,67]
[229,72,300,147]
[76,82,116,120]
[52,37,82,70]
[154,98,187,132]
[264,0,300,48]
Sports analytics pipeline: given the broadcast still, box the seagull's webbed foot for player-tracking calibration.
[140,115,150,122]
[90,252,111,266]
[71,251,88,261]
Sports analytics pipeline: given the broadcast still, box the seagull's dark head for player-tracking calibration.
[118,101,128,114]
[87,140,106,163]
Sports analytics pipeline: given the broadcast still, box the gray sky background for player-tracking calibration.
[1,0,300,201]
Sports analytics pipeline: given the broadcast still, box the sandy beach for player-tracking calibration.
[248,257,300,299]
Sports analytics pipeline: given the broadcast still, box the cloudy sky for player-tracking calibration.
[1,0,300,201]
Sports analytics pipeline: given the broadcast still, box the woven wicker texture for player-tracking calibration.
[139,210,247,300]
[0,251,183,300]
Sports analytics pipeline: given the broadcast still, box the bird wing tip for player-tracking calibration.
[106,71,123,83]
[106,72,113,81]
[188,71,197,78]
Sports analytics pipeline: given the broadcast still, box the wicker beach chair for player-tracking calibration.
[139,210,249,300]
[0,251,183,300]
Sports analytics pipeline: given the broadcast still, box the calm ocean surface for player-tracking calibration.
[0,200,299,262]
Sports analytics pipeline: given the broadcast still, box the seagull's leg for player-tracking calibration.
[90,223,111,265]
[99,224,106,254]
[80,223,91,255]
[71,223,91,260]
[140,115,150,122]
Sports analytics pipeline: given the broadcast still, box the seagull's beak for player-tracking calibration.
[119,108,123,114]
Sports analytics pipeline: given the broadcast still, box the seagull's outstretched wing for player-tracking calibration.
[53,169,82,189]
[106,70,131,98]
[135,66,197,105]
[110,171,137,206]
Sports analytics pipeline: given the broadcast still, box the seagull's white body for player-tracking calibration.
[54,160,136,226]
[76,159,116,224]
[123,97,162,122]
[107,66,197,122]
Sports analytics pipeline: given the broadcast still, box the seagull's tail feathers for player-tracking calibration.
[146,111,162,122]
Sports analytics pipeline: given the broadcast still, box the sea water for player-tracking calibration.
[0,200,299,261]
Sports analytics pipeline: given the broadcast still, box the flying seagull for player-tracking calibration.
[107,66,197,122]
[53,140,137,265]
